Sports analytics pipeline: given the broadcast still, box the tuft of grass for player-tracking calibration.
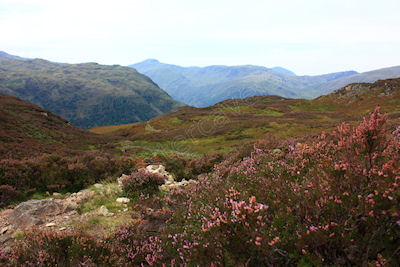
[78,182,125,215]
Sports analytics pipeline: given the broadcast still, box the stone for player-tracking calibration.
[53,192,61,196]
[59,227,66,231]
[9,199,67,229]
[99,205,114,217]
[0,235,11,245]
[45,222,56,227]
[0,226,8,235]
[159,178,197,192]
[118,174,129,189]
[94,183,103,188]
[116,197,130,204]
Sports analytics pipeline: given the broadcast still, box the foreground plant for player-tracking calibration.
[2,107,399,266]
[121,169,165,198]
[163,107,400,265]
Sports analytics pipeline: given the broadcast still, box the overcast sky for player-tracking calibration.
[1,0,399,75]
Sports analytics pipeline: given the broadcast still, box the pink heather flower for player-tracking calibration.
[309,225,318,232]
[388,196,393,200]
[396,220,400,226]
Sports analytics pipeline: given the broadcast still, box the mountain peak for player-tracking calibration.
[142,58,160,64]
[0,51,29,61]
[271,66,295,75]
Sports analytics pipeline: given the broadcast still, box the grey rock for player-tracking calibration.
[9,199,68,229]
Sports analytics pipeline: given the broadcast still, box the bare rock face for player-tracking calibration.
[7,189,94,230]
[9,199,69,229]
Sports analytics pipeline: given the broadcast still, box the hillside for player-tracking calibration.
[4,91,399,266]
[305,65,400,96]
[0,52,182,129]
[130,59,400,107]
[0,94,106,158]
[91,78,400,154]
[0,94,136,205]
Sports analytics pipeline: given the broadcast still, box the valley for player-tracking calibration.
[0,53,399,266]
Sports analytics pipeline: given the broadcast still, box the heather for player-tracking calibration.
[161,107,400,265]
[121,169,165,198]
[3,108,399,265]
[0,153,136,207]
[92,78,400,155]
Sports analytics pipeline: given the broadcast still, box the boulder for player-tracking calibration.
[118,174,129,189]
[9,199,69,229]
[116,197,130,204]
[98,205,114,217]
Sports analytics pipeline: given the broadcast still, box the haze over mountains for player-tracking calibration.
[130,59,400,107]
[0,51,182,129]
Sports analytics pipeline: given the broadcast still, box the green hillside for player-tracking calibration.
[0,53,183,129]
[91,78,400,154]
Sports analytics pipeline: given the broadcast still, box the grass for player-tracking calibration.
[78,182,125,214]
[88,78,400,155]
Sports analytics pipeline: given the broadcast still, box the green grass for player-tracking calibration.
[78,182,125,215]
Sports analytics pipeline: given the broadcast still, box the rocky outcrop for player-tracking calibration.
[145,164,197,192]
[10,199,69,229]
[6,189,94,231]
[333,78,400,100]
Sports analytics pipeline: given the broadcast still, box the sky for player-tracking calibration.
[0,0,399,75]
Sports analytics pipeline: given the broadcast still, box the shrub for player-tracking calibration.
[161,107,400,266]
[7,230,115,266]
[121,170,165,198]
[164,155,187,181]
[0,185,22,207]
[4,108,399,266]
[163,152,224,181]
[0,153,136,204]
[186,152,223,176]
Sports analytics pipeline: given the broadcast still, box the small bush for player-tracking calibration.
[0,153,137,203]
[7,230,115,266]
[121,170,165,198]
[0,185,22,207]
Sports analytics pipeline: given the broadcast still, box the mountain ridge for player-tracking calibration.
[0,52,183,129]
[130,59,400,107]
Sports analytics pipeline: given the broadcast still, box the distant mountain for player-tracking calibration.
[0,51,29,61]
[0,52,182,129]
[271,66,295,75]
[130,59,357,106]
[130,59,400,107]
[305,66,400,96]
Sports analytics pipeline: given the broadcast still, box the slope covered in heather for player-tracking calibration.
[91,78,400,154]
[0,94,135,205]
[0,52,182,129]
